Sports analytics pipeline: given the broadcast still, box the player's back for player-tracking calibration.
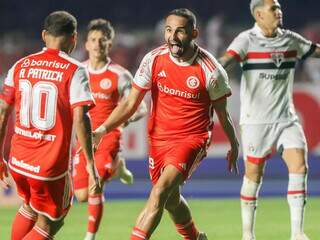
[7,48,90,180]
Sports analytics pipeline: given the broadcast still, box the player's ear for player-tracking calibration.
[191,28,199,40]
[41,30,47,43]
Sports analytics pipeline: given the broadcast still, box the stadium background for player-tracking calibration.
[0,0,319,238]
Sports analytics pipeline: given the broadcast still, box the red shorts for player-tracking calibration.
[73,131,120,190]
[10,170,72,221]
[149,139,207,185]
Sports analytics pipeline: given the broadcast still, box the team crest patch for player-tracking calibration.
[100,78,112,89]
[186,76,200,89]
[271,52,284,67]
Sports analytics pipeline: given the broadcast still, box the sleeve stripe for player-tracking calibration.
[227,50,242,62]
[71,100,95,109]
[132,82,149,92]
[198,51,216,72]
[301,44,317,60]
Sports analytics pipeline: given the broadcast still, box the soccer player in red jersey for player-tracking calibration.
[72,19,147,240]
[92,8,239,240]
[0,11,100,240]
[219,1,320,239]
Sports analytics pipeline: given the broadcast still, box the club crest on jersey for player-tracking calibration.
[100,78,112,90]
[271,52,284,67]
[186,76,200,89]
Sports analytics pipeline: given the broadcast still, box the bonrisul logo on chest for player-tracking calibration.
[271,52,284,67]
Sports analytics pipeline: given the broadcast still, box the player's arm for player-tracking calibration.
[94,87,146,145]
[73,105,101,192]
[218,52,238,70]
[127,100,147,124]
[212,97,239,174]
[311,43,320,58]
[0,99,13,188]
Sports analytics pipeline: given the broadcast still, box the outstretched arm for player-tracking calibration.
[0,99,13,188]
[94,87,147,144]
[212,97,239,174]
[219,52,238,70]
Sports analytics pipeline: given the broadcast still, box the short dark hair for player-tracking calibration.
[86,18,115,40]
[44,11,77,37]
[166,8,197,29]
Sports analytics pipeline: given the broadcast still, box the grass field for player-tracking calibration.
[0,198,319,239]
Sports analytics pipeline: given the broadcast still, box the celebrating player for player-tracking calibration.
[219,0,320,239]
[72,19,147,240]
[0,11,100,240]
[92,8,239,240]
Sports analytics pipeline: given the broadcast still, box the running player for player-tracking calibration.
[92,8,239,240]
[219,1,320,239]
[72,19,147,240]
[0,11,100,240]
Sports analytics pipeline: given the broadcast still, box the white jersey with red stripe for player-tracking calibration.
[227,24,316,125]
[133,44,231,144]
[0,48,94,180]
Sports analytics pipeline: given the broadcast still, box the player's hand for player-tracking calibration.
[0,161,10,189]
[226,142,239,174]
[86,162,101,193]
[92,130,104,151]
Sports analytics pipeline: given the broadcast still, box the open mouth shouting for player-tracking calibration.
[169,41,183,56]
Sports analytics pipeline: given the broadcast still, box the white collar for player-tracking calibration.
[87,57,111,74]
[253,23,283,38]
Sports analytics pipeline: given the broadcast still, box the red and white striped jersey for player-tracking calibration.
[133,44,231,144]
[0,48,94,180]
[227,24,316,125]
[83,58,132,131]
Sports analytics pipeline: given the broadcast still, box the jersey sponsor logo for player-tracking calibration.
[15,126,57,141]
[186,76,200,89]
[157,70,167,78]
[157,82,201,99]
[11,157,40,173]
[259,72,289,81]
[99,78,112,90]
[21,58,70,70]
[92,92,111,100]
[271,52,285,67]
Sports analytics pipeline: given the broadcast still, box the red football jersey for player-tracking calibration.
[83,58,132,130]
[133,45,231,144]
[0,48,94,180]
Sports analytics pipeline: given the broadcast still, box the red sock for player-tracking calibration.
[130,227,149,240]
[175,220,199,240]
[87,194,104,233]
[11,206,37,240]
[23,226,53,240]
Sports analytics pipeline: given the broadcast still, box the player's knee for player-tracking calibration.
[245,167,264,183]
[75,191,88,203]
[151,185,170,205]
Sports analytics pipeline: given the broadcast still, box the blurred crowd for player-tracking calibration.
[1,18,320,85]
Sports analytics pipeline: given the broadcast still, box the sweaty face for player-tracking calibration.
[85,30,112,60]
[164,15,194,58]
[259,0,283,29]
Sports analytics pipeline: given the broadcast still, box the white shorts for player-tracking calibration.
[241,121,307,164]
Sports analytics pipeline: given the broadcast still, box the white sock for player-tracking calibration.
[240,176,261,239]
[287,173,307,237]
[84,232,96,240]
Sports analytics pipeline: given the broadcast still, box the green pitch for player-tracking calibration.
[1,198,319,239]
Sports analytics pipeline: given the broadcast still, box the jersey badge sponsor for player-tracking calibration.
[157,70,167,78]
[271,52,284,67]
[186,76,200,89]
[21,58,31,68]
[100,78,112,90]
